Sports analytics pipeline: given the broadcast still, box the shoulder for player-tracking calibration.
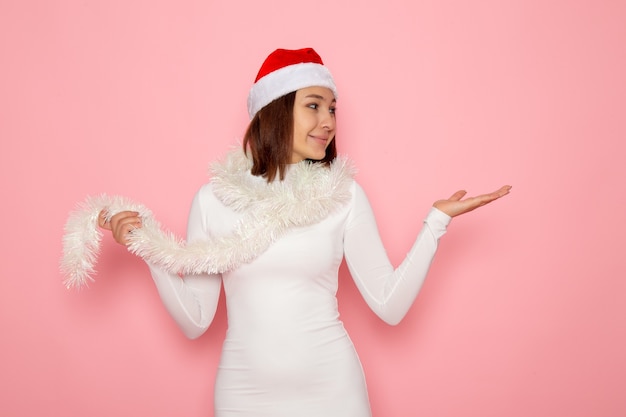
[189,182,242,236]
[190,182,233,216]
[193,182,218,204]
[349,180,370,205]
[343,180,376,226]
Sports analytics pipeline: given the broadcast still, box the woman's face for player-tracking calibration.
[291,86,336,163]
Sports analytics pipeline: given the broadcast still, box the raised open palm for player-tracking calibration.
[433,185,511,218]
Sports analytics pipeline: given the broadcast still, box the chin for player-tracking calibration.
[309,154,326,161]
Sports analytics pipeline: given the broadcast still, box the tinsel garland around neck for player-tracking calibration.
[60,150,355,289]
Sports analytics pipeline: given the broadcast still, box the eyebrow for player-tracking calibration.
[304,94,336,103]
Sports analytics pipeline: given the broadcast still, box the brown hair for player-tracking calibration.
[243,92,337,182]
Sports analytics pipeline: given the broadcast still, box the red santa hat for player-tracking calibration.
[247,47,338,119]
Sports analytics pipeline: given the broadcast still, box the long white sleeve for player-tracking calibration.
[148,187,222,339]
[343,183,450,325]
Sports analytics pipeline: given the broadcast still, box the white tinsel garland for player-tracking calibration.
[60,195,165,289]
[60,150,355,289]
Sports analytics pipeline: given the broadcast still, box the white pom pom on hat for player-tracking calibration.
[247,47,338,119]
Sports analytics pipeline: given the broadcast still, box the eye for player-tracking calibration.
[307,103,319,110]
[329,106,336,115]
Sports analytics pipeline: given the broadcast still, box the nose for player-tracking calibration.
[321,111,336,131]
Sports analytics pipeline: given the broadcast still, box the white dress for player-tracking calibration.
[148,162,450,417]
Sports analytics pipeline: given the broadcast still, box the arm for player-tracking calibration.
[100,187,222,339]
[343,184,511,325]
[343,183,450,325]
[147,186,222,339]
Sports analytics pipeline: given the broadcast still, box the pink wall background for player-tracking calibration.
[1,0,625,416]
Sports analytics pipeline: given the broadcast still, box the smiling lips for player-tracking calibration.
[309,134,329,144]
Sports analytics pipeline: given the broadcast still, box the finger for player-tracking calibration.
[124,222,139,238]
[498,185,512,196]
[467,186,512,208]
[114,220,142,246]
[109,210,140,223]
[448,190,467,201]
[98,209,112,230]
[483,185,512,201]
[113,216,142,233]
[110,213,141,241]
[109,211,140,230]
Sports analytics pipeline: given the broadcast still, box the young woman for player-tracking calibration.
[97,48,510,416]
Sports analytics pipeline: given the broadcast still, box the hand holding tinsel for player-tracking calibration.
[60,195,185,290]
[98,208,143,246]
